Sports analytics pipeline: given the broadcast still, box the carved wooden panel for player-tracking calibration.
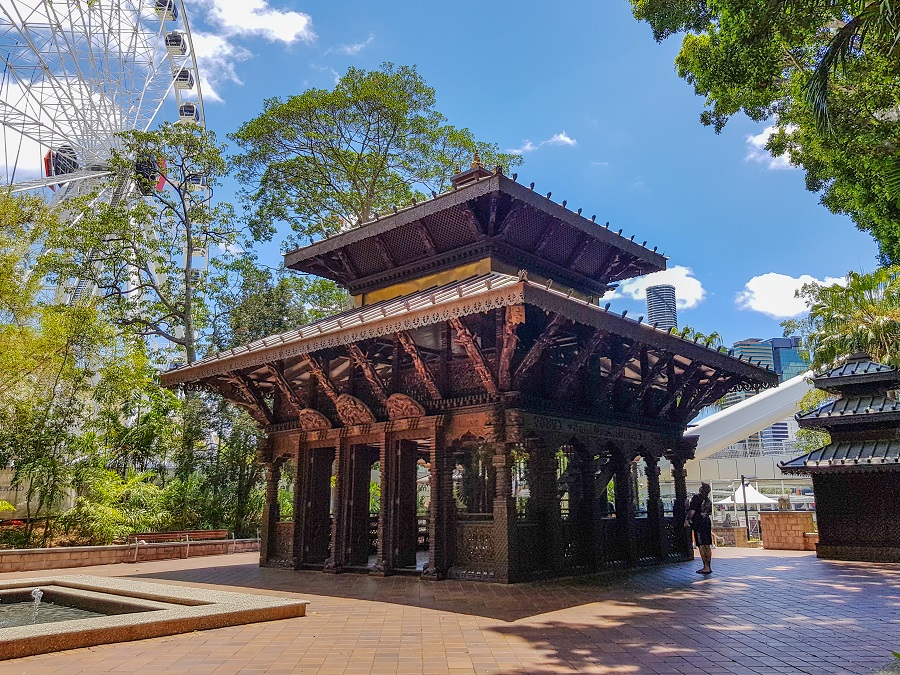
[386,393,426,420]
[448,361,489,397]
[451,520,495,580]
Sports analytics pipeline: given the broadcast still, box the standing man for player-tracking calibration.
[685,482,713,574]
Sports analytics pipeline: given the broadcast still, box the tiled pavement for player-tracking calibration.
[0,548,898,674]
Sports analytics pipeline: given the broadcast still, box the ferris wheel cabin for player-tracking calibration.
[173,67,194,90]
[165,32,187,56]
[185,173,207,191]
[179,103,200,123]
[155,0,178,22]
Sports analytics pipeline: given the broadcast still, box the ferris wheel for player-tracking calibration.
[0,0,207,299]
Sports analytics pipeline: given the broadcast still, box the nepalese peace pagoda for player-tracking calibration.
[162,160,777,582]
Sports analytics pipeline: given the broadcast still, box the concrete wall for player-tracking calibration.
[760,511,816,550]
[0,539,259,573]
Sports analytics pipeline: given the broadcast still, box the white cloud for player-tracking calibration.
[590,160,609,167]
[327,32,375,56]
[746,124,797,170]
[190,32,251,103]
[609,265,706,310]
[546,131,576,147]
[197,0,315,44]
[508,130,577,155]
[736,272,846,318]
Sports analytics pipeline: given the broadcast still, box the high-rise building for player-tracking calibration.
[769,336,807,381]
[719,336,809,455]
[645,284,677,331]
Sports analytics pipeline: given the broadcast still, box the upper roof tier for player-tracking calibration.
[810,352,900,396]
[284,168,666,300]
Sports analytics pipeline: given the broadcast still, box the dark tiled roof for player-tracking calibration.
[796,395,900,427]
[779,440,900,474]
[812,352,900,393]
[283,174,666,298]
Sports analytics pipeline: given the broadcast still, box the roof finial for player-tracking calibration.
[471,148,483,169]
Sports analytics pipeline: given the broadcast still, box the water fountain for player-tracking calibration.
[0,575,308,660]
[30,588,42,624]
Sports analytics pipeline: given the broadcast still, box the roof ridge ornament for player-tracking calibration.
[450,149,494,188]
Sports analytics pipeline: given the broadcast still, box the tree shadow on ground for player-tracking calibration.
[477,556,900,674]
[128,550,900,626]
[129,559,677,621]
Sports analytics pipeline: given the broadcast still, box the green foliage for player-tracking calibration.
[60,469,166,545]
[45,123,243,363]
[630,0,900,263]
[277,488,294,521]
[231,63,523,249]
[795,387,833,452]
[793,267,900,368]
[677,326,724,348]
[369,480,381,514]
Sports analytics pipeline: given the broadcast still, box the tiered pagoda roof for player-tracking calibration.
[781,352,900,474]
[162,164,777,431]
[284,167,665,302]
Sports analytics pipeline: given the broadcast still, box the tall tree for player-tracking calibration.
[46,123,257,364]
[231,63,523,248]
[630,0,900,262]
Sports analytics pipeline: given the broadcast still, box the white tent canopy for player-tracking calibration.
[715,483,778,505]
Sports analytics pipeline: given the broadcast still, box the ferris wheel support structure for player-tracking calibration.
[0,0,208,302]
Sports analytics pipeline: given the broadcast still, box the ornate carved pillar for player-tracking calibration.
[372,432,390,575]
[261,456,282,566]
[644,454,664,561]
[614,451,638,566]
[491,438,516,583]
[671,456,692,558]
[325,438,347,572]
[423,422,450,579]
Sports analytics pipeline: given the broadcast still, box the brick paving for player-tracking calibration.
[0,547,898,674]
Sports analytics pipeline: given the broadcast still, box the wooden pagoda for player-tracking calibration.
[161,162,777,582]
[780,352,900,563]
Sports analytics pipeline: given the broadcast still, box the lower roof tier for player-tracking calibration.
[780,440,900,474]
[161,272,777,431]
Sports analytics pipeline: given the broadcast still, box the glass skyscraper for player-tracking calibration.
[718,336,809,455]
[645,284,677,331]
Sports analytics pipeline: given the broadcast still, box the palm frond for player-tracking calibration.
[885,157,900,207]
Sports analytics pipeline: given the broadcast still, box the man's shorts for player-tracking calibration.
[692,518,712,546]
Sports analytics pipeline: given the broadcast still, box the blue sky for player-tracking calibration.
[186,0,878,346]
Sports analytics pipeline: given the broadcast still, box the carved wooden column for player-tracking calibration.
[296,446,335,567]
[292,450,305,569]
[423,422,450,579]
[261,456,282,566]
[614,452,638,566]
[372,433,390,575]
[492,440,515,583]
[644,454,664,561]
[671,456,692,558]
[325,438,347,572]
[577,444,598,571]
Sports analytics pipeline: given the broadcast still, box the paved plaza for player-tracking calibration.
[0,548,898,674]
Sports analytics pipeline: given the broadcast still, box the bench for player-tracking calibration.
[126,529,229,544]
[127,530,231,561]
